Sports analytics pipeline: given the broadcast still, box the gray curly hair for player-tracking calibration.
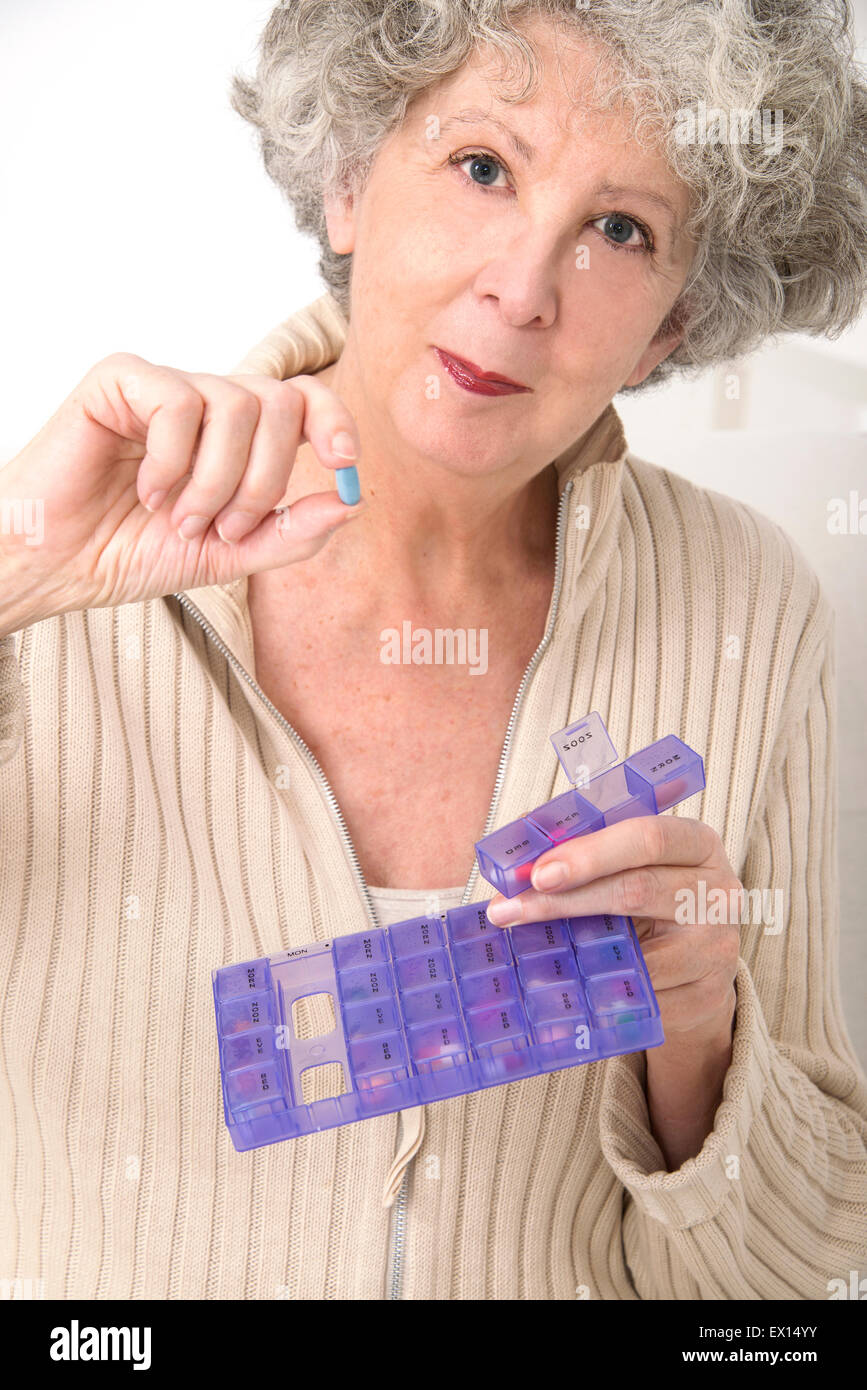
[228,0,867,393]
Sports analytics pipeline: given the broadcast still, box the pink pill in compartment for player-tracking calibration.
[357,1068,407,1093]
[466,1001,529,1046]
[510,920,569,956]
[526,983,590,1044]
[407,1018,468,1062]
[517,948,579,990]
[475,818,554,898]
[460,967,517,1009]
[225,1061,284,1110]
[219,991,272,1035]
[525,788,604,844]
[623,737,704,812]
[576,935,637,977]
[479,817,552,869]
[585,971,648,1019]
[453,933,511,977]
[533,1018,581,1044]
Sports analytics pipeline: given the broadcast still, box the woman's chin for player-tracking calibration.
[388,402,539,476]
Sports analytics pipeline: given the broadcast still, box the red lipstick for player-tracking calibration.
[434,347,531,396]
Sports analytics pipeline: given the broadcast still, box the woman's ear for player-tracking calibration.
[323,188,356,255]
[622,323,685,388]
[623,300,690,387]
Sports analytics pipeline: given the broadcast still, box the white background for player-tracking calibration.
[1,0,865,1065]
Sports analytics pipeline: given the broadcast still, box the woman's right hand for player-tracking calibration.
[0,352,364,638]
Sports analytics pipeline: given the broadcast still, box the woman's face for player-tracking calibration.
[324,17,696,482]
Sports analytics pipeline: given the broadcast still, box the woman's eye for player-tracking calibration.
[448,151,511,191]
[591,213,652,253]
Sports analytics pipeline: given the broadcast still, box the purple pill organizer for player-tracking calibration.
[213,714,705,1152]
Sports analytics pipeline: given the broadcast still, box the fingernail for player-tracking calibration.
[216,510,257,544]
[335,466,361,505]
[486,899,522,927]
[328,504,366,534]
[144,489,167,512]
[178,514,210,540]
[331,431,357,459]
[532,861,567,891]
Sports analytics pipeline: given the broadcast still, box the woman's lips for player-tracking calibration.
[433,347,531,396]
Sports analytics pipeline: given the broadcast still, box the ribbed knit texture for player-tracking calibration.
[1,292,865,1299]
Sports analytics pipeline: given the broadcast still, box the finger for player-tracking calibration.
[273,372,362,483]
[87,354,206,510]
[217,490,366,574]
[163,373,263,539]
[529,815,721,894]
[211,373,363,544]
[639,920,740,992]
[650,975,738,1036]
[208,378,311,544]
[631,915,656,941]
[485,864,738,927]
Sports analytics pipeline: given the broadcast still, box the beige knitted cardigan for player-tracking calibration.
[0,292,865,1299]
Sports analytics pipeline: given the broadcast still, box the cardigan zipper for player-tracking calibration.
[456,477,575,913]
[172,472,574,1302]
[385,475,575,1299]
[172,588,380,931]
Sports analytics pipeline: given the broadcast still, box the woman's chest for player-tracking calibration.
[246,589,541,889]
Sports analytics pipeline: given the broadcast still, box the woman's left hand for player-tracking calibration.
[485,815,741,1042]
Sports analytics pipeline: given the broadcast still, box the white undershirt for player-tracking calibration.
[366,882,466,930]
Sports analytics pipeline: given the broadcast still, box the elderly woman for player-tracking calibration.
[0,0,865,1302]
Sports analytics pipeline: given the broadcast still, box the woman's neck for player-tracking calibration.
[284,357,561,610]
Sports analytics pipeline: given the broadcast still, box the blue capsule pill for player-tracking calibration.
[335,466,361,505]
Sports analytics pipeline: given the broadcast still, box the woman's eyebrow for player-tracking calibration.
[440,107,538,164]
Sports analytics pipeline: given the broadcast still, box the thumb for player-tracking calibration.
[227,494,365,575]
